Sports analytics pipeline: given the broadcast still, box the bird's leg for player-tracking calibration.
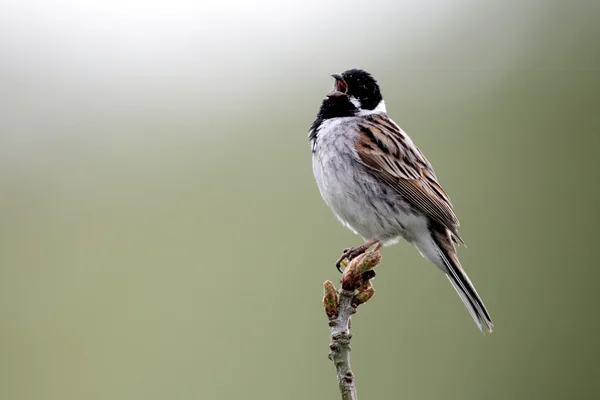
[335,239,380,272]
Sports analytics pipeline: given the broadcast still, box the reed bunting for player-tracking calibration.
[309,69,493,333]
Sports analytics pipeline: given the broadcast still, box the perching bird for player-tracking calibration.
[309,69,493,333]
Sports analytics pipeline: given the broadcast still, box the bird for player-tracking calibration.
[309,69,493,333]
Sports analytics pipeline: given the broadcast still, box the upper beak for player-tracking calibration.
[327,74,347,97]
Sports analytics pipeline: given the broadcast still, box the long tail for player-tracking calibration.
[429,226,494,334]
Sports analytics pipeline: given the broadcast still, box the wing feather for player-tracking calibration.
[356,114,464,244]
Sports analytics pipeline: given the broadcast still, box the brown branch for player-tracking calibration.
[323,250,381,400]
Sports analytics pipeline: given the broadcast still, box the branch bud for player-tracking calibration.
[353,280,375,306]
[323,280,339,319]
[341,250,381,290]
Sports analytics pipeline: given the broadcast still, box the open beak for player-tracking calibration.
[327,74,348,97]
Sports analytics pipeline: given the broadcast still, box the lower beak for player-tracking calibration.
[327,89,345,97]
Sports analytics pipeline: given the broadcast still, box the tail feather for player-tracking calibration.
[431,228,494,334]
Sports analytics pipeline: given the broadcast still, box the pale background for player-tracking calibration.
[1,1,599,399]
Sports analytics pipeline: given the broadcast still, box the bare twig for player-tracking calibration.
[323,250,381,400]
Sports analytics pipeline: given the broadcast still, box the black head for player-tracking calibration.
[309,69,385,143]
[335,69,383,111]
[314,69,384,120]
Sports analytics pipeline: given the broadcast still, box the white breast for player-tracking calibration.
[312,118,361,231]
[311,116,428,244]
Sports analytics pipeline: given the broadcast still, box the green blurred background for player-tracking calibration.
[1,1,599,399]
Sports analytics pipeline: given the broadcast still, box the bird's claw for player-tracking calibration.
[335,247,367,273]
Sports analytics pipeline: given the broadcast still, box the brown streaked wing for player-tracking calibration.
[356,114,464,244]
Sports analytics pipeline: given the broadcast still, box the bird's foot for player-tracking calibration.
[335,240,379,273]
